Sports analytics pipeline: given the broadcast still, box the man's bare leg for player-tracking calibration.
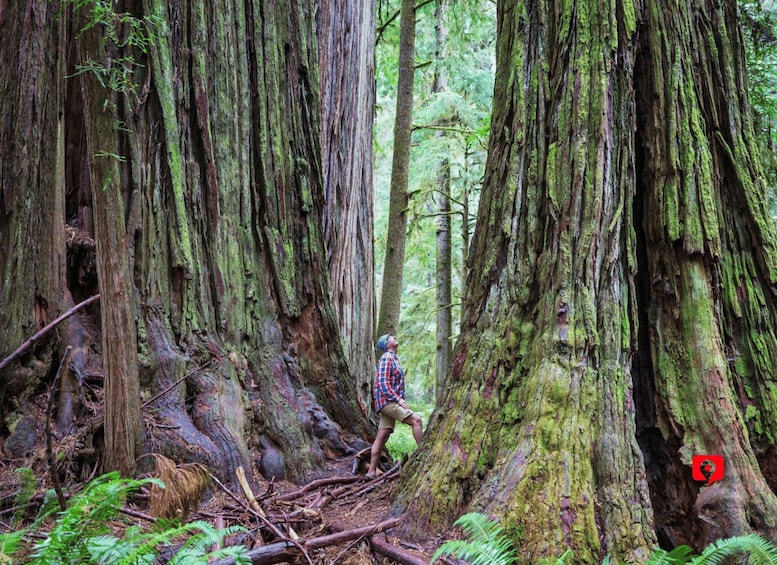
[367,428,392,477]
[403,413,423,445]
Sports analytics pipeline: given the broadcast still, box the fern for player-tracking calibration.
[1,470,249,565]
[30,471,162,563]
[690,534,777,565]
[431,512,518,565]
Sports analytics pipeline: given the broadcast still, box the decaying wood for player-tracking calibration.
[149,454,211,520]
[368,532,428,565]
[45,347,72,511]
[0,294,100,373]
[237,465,264,515]
[209,516,404,565]
[274,475,362,502]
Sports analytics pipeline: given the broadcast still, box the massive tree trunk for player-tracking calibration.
[0,0,67,424]
[1,0,372,486]
[397,0,777,560]
[317,0,377,418]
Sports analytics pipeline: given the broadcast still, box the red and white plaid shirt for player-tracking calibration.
[374,350,405,412]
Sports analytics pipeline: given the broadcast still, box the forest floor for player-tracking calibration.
[0,443,452,565]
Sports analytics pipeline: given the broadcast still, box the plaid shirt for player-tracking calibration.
[374,350,405,413]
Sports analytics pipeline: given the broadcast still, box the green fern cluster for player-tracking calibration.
[0,471,250,565]
[630,534,777,565]
[431,512,519,565]
[432,512,777,565]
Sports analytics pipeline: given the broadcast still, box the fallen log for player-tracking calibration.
[369,533,428,565]
[208,516,403,565]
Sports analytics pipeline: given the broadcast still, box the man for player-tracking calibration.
[367,333,423,478]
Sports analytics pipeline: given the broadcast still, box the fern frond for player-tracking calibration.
[644,544,695,565]
[690,534,777,565]
[432,512,517,565]
[453,512,507,544]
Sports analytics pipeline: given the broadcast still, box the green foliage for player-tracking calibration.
[435,513,777,565]
[0,471,249,565]
[605,534,777,564]
[374,0,495,399]
[65,0,161,101]
[431,512,519,565]
[11,467,37,527]
[739,0,777,208]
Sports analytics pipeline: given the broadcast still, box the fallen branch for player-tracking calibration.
[369,533,428,565]
[0,294,100,372]
[208,516,403,565]
[274,475,362,502]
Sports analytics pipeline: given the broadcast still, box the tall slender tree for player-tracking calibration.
[377,0,417,337]
[398,0,777,560]
[432,0,452,403]
[77,14,140,477]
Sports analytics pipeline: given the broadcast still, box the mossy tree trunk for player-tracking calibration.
[317,0,377,418]
[397,0,777,560]
[0,0,67,421]
[1,0,373,486]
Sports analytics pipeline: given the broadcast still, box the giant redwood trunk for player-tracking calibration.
[317,0,377,417]
[398,0,777,560]
[0,0,372,486]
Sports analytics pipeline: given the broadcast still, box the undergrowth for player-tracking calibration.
[431,512,777,565]
[0,470,249,565]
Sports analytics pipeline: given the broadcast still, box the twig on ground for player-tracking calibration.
[118,506,156,522]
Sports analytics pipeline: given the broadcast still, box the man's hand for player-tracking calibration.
[398,399,409,409]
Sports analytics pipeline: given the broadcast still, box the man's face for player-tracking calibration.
[388,334,399,349]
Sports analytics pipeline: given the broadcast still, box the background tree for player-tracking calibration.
[373,0,494,401]
[397,0,777,561]
[377,0,417,338]
[317,0,377,416]
[432,0,453,404]
[0,0,372,485]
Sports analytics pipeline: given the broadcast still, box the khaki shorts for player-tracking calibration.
[378,402,415,430]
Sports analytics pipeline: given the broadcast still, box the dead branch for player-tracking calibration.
[118,506,156,522]
[369,533,428,565]
[273,475,362,502]
[328,518,428,565]
[140,354,224,408]
[0,294,100,372]
[208,516,403,565]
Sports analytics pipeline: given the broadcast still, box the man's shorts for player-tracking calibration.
[378,402,415,430]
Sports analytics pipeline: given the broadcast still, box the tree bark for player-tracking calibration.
[1,0,373,486]
[0,0,67,420]
[433,0,452,404]
[397,0,777,560]
[377,0,416,337]
[77,13,141,477]
[317,0,377,419]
